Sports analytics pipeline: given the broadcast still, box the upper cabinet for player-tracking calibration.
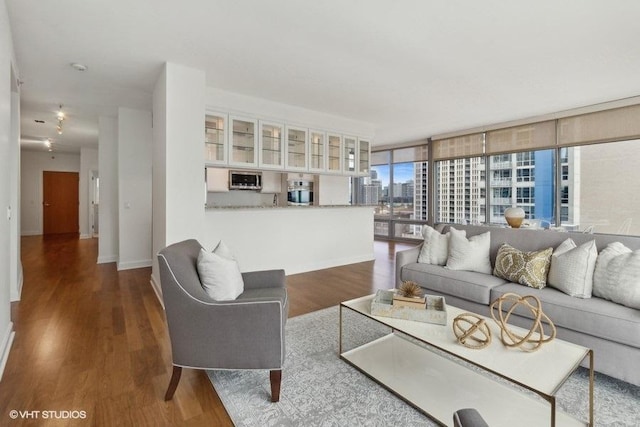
[327,134,343,174]
[259,121,285,169]
[358,138,371,176]
[205,112,228,165]
[204,108,371,175]
[343,136,357,175]
[285,126,308,171]
[229,116,258,167]
[309,130,326,172]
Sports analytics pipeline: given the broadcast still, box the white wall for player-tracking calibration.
[79,147,98,239]
[151,63,206,292]
[0,0,17,379]
[204,207,374,275]
[117,107,152,270]
[20,151,80,235]
[151,66,167,291]
[206,87,375,137]
[98,116,118,264]
[9,79,21,301]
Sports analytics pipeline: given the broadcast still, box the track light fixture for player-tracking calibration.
[56,104,65,135]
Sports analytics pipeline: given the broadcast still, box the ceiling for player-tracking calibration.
[7,0,640,153]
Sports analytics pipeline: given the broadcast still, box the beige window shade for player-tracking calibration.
[558,104,640,146]
[486,121,556,154]
[393,145,428,163]
[371,150,390,165]
[433,134,483,160]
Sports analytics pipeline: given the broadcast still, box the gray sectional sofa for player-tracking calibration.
[396,224,640,386]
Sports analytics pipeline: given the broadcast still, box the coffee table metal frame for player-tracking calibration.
[339,294,593,427]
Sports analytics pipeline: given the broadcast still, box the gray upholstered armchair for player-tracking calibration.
[157,239,288,402]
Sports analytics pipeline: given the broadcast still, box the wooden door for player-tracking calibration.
[43,171,79,235]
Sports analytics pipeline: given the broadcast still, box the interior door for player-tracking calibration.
[43,171,79,235]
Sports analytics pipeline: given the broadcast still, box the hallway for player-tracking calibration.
[1,234,411,425]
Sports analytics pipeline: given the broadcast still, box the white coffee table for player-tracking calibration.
[340,294,593,427]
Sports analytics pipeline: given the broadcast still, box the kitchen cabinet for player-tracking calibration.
[309,130,326,172]
[343,136,357,175]
[327,134,343,174]
[259,121,285,169]
[229,116,258,167]
[206,167,229,192]
[358,138,371,176]
[286,126,308,171]
[205,113,228,165]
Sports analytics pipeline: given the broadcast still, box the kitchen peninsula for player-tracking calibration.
[203,205,374,275]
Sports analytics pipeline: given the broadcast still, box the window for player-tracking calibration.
[516,168,532,182]
[517,187,535,204]
[435,157,486,225]
[358,147,428,240]
[562,139,640,235]
[488,149,555,225]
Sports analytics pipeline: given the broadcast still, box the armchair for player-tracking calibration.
[157,239,288,402]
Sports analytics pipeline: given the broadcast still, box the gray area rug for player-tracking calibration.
[208,306,640,426]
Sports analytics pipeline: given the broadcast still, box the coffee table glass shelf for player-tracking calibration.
[339,294,593,427]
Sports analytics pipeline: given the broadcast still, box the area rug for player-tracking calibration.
[208,306,640,426]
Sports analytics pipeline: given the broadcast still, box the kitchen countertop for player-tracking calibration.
[205,204,367,210]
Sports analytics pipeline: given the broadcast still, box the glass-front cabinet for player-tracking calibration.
[229,116,257,167]
[343,136,357,175]
[327,134,343,173]
[309,130,326,172]
[358,138,371,175]
[259,121,284,169]
[286,126,308,170]
[205,113,227,165]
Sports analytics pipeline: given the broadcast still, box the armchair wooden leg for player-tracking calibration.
[270,370,282,402]
[165,366,182,401]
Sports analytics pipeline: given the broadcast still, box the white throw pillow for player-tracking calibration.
[417,226,450,265]
[547,238,597,298]
[196,242,244,301]
[445,227,492,274]
[592,242,640,309]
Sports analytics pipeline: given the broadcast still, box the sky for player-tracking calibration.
[372,163,414,187]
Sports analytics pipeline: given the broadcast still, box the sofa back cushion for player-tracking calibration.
[440,224,640,267]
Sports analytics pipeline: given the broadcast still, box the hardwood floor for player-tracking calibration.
[1,235,414,426]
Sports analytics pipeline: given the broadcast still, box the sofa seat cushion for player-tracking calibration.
[402,263,508,305]
[490,283,640,348]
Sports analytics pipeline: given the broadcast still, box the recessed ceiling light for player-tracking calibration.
[70,62,88,72]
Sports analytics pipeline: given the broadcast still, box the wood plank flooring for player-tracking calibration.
[1,235,413,426]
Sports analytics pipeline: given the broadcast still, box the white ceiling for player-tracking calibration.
[7,0,640,153]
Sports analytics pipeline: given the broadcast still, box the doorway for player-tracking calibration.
[43,171,79,235]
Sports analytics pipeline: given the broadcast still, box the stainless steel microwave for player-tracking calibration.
[229,171,262,190]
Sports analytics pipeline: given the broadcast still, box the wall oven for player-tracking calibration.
[287,180,313,206]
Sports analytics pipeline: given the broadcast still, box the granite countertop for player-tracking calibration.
[205,204,363,210]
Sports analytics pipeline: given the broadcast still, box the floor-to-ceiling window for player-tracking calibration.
[361,103,640,240]
[353,145,428,241]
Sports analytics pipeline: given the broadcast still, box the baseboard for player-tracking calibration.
[0,322,15,382]
[10,266,22,302]
[284,253,375,275]
[97,254,118,264]
[117,259,152,271]
[149,274,164,309]
[79,233,91,239]
[20,230,40,236]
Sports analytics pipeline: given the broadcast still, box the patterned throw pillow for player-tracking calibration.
[493,243,553,289]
